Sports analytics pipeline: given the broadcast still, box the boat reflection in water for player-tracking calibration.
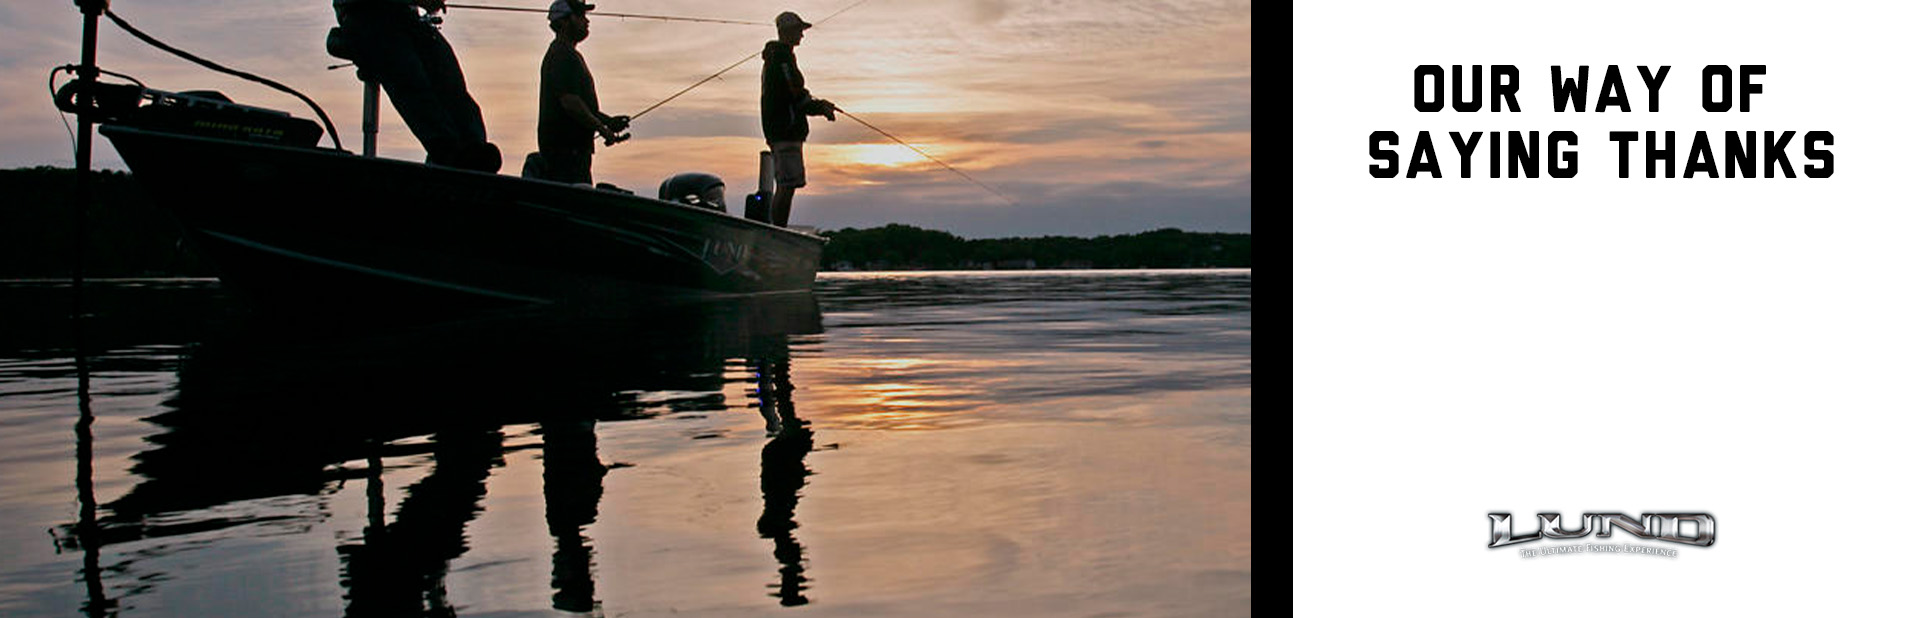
[54,291,823,616]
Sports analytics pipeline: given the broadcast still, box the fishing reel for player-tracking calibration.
[419,0,448,26]
[601,114,632,146]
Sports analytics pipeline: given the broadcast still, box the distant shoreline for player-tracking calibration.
[820,267,1252,275]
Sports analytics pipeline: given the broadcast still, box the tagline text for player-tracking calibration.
[1520,544,1678,558]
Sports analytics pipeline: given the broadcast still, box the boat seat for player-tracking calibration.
[521,152,547,180]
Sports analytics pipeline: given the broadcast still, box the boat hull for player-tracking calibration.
[100,124,825,309]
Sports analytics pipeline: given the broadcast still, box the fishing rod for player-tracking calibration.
[834,107,1018,207]
[623,0,877,121]
[626,52,757,120]
[442,3,760,26]
[610,0,1008,205]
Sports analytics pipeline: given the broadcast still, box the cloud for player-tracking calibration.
[967,0,1014,25]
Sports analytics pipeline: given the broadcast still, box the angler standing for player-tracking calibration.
[759,11,836,227]
[533,0,630,185]
[331,0,500,172]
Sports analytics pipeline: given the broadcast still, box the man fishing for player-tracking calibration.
[759,11,837,227]
[331,0,500,172]
[534,0,630,185]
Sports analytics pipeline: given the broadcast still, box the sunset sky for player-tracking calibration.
[0,0,1250,238]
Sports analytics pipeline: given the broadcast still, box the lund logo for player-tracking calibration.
[700,238,751,274]
[1488,513,1714,548]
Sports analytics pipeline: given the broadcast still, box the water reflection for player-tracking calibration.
[69,321,115,618]
[339,428,504,617]
[542,419,604,614]
[753,355,812,606]
[51,291,825,615]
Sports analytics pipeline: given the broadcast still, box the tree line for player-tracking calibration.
[818,224,1251,270]
[0,166,216,278]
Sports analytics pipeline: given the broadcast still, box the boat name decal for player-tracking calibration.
[700,238,752,275]
[190,119,285,140]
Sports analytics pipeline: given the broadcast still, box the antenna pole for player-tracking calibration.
[72,0,107,314]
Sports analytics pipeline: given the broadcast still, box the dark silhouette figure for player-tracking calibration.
[753,356,813,606]
[331,0,500,172]
[541,419,608,613]
[337,428,505,617]
[758,11,837,227]
[531,0,630,185]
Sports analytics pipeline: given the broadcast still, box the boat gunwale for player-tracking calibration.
[96,123,829,245]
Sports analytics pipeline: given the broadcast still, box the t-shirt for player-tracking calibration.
[539,39,599,154]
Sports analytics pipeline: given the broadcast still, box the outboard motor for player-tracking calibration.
[658,172,727,213]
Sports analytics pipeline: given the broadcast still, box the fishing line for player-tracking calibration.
[623,0,880,120]
[835,107,1018,207]
[816,0,877,24]
[101,8,344,150]
[442,3,760,26]
[625,52,758,120]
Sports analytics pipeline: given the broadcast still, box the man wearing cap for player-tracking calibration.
[759,11,836,227]
[535,0,630,185]
[331,0,500,172]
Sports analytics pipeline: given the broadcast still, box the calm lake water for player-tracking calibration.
[0,270,1250,617]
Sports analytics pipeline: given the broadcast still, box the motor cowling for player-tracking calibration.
[658,172,726,212]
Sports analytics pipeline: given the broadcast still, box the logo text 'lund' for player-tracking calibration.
[1488,513,1714,548]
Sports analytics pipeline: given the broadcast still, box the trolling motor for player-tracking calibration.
[51,75,142,119]
[52,73,324,147]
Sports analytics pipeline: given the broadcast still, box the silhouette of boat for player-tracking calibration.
[89,90,823,310]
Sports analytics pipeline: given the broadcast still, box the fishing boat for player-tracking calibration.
[102,115,824,309]
[58,6,826,311]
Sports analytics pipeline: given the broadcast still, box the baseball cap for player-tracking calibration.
[549,0,595,21]
[775,11,811,31]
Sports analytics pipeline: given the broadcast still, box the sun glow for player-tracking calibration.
[829,143,930,168]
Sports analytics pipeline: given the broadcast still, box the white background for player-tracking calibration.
[1293,1,1917,614]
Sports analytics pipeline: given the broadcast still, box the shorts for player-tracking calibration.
[769,141,806,188]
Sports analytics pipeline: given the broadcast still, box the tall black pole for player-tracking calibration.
[70,5,109,616]
[362,80,379,158]
[72,0,106,320]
